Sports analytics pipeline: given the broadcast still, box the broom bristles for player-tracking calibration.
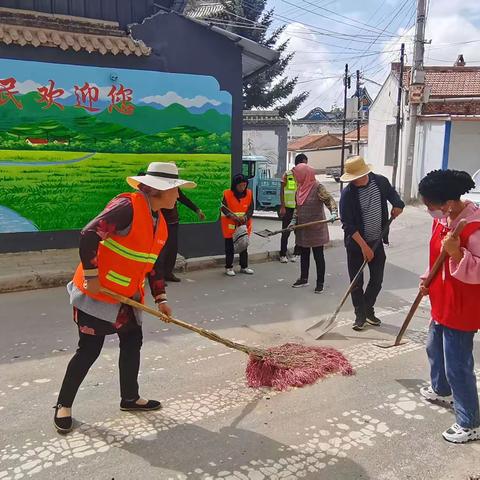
[246,343,354,391]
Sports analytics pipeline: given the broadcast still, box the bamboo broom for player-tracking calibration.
[100,288,354,390]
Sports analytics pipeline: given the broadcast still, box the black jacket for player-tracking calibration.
[161,190,199,225]
[339,173,405,246]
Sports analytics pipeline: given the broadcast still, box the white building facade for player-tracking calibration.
[367,64,480,199]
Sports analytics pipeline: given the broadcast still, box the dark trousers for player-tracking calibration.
[280,208,300,257]
[161,222,179,278]
[57,311,143,407]
[346,240,386,320]
[427,322,480,428]
[225,238,248,269]
[299,246,325,286]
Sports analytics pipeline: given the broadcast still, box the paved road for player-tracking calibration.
[1,216,479,480]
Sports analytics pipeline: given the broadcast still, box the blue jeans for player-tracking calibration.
[426,321,480,428]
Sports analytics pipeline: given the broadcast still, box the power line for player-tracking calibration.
[360,0,413,56]
[357,3,416,73]
[237,0,409,43]
[296,75,343,84]
[347,0,415,77]
[280,0,402,37]
[286,49,402,65]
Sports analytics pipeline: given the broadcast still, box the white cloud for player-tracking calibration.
[140,91,221,108]
[277,22,344,118]
[15,79,42,94]
[375,0,480,90]
[68,83,112,101]
[275,1,480,117]
[15,79,73,98]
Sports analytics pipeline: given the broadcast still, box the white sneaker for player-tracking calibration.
[225,268,236,277]
[442,423,480,443]
[290,255,299,263]
[420,386,454,406]
[279,256,288,264]
[240,268,254,275]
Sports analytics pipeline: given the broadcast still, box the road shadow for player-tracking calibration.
[82,396,371,479]
[395,378,428,394]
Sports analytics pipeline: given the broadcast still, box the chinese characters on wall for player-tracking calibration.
[0,77,134,115]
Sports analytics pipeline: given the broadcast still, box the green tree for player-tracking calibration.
[220,0,308,117]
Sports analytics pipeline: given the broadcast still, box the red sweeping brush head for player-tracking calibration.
[246,343,354,391]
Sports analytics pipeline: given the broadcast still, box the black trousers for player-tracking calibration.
[57,310,143,407]
[299,246,325,286]
[280,208,301,257]
[346,240,386,320]
[225,238,248,269]
[161,222,179,278]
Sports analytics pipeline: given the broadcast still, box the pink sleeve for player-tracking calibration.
[449,230,480,284]
[420,268,429,281]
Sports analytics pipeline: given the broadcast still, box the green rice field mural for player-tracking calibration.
[0,59,232,233]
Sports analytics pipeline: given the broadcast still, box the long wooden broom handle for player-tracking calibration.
[266,218,337,237]
[391,219,467,346]
[290,218,337,231]
[100,288,263,357]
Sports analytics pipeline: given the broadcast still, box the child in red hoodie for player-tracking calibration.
[418,169,480,444]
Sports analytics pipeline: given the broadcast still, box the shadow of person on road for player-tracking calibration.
[82,395,371,479]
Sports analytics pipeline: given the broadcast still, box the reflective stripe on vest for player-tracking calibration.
[106,270,132,287]
[102,237,158,264]
[221,189,253,239]
[284,171,297,208]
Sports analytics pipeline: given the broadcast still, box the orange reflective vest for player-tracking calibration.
[221,189,253,239]
[73,192,168,304]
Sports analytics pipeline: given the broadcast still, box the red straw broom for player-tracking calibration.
[102,288,354,391]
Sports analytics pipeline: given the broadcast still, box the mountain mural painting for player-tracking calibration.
[0,58,232,233]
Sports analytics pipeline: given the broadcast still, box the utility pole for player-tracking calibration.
[356,69,361,155]
[402,0,427,201]
[392,43,405,189]
[340,63,350,192]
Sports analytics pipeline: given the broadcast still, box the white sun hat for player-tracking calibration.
[127,162,196,191]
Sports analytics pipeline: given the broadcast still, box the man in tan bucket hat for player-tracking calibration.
[339,156,404,331]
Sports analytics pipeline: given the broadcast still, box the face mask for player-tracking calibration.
[427,209,448,219]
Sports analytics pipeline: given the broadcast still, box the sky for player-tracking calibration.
[262,0,480,117]
[2,58,232,108]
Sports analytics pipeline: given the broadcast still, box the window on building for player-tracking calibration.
[242,160,256,179]
[384,124,397,166]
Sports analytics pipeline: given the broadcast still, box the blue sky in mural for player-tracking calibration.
[1,58,231,113]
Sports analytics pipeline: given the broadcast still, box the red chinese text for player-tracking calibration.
[108,84,134,115]
[0,77,23,110]
[74,82,100,112]
[37,79,65,110]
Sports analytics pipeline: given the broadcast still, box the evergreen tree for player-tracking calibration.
[220,0,308,117]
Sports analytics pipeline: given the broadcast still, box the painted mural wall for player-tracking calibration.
[0,58,232,233]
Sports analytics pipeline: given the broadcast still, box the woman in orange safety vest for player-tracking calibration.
[221,173,254,277]
[54,162,195,434]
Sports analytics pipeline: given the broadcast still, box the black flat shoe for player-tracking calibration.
[53,404,73,434]
[120,399,162,411]
[165,274,181,283]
